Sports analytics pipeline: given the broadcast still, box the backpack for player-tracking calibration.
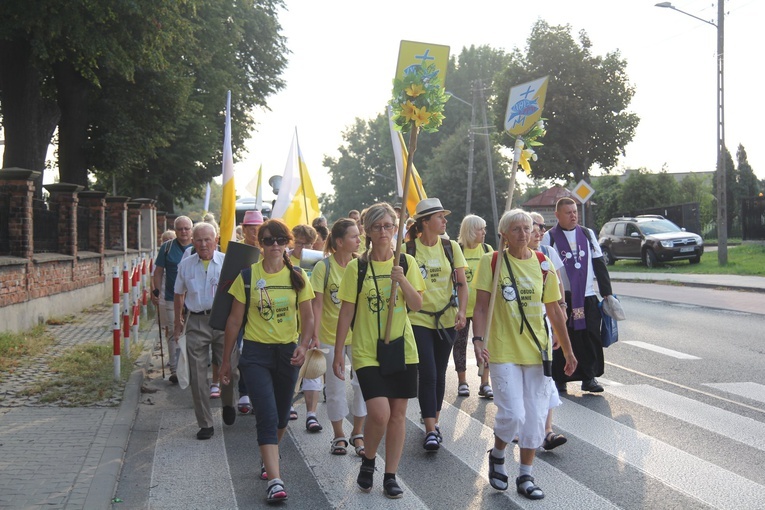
[406,238,460,298]
[490,250,550,286]
[351,254,409,330]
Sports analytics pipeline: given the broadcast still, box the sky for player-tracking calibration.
[236,0,764,203]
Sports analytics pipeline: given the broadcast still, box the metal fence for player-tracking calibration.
[77,206,90,251]
[0,193,10,255]
[33,198,59,253]
[618,202,701,235]
[742,196,765,241]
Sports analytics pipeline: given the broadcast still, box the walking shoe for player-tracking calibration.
[581,378,604,393]
[357,456,375,492]
[223,406,236,426]
[266,478,287,503]
[196,427,214,440]
[423,431,440,451]
[168,373,178,384]
[383,476,403,499]
[238,396,253,414]
[210,383,221,398]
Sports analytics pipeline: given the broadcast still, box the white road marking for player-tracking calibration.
[702,382,765,405]
[622,340,701,360]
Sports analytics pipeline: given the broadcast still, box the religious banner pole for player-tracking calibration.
[384,41,450,343]
[484,76,549,348]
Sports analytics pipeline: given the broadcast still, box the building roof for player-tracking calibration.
[522,185,578,207]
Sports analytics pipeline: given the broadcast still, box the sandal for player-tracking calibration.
[478,384,494,399]
[260,461,268,480]
[350,434,365,457]
[435,425,443,444]
[238,396,253,415]
[289,407,298,421]
[330,437,348,455]
[542,431,567,451]
[210,383,221,399]
[306,416,323,433]
[457,382,470,397]
[266,479,287,503]
[423,431,440,452]
[487,450,508,491]
[516,474,544,500]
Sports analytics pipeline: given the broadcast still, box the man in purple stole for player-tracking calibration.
[542,197,613,393]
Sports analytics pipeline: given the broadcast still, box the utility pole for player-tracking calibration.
[465,81,477,216]
[477,79,500,248]
[716,0,727,265]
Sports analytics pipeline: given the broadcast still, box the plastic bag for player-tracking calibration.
[176,332,190,389]
[598,301,619,348]
[602,295,626,321]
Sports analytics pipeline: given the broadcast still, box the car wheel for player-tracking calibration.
[689,255,701,264]
[602,247,614,266]
[644,248,658,268]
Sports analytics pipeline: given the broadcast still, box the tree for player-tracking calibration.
[591,175,622,230]
[493,21,639,184]
[321,114,399,221]
[618,169,679,213]
[736,144,759,198]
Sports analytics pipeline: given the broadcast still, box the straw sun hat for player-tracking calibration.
[298,348,328,380]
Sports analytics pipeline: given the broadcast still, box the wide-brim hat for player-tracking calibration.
[242,210,264,226]
[413,198,451,220]
[298,348,328,380]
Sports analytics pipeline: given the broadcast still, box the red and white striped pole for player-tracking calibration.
[132,259,140,341]
[141,255,148,318]
[112,266,121,381]
[123,261,130,357]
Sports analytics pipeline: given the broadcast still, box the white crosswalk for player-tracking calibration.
[144,372,765,509]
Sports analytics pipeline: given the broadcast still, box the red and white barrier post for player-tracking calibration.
[132,259,140,341]
[112,266,121,381]
[123,261,130,357]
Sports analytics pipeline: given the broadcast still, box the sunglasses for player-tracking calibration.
[261,236,289,246]
[533,222,548,231]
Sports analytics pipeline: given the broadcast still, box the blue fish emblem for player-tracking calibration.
[507,98,539,127]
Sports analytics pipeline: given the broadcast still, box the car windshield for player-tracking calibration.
[639,219,681,235]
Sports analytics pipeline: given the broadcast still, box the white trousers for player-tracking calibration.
[322,343,366,423]
[490,362,551,449]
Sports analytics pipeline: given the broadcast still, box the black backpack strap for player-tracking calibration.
[482,243,490,253]
[351,258,368,330]
[241,267,252,330]
[322,257,331,292]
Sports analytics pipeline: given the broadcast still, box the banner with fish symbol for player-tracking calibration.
[504,76,549,135]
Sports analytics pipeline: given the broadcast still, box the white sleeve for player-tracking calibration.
[587,228,603,258]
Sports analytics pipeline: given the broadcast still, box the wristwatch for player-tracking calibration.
[471,336,484,344]
[153,289,160,298]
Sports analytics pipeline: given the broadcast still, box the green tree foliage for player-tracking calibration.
[321,115,398,221]
[619,169,679,213]
[736,145,759,198]
[591,175,622,230]
[0,0,288,211]
[713,147,737,234]
[493,21,639,184]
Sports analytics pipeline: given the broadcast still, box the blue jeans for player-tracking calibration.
[413,325,454,419]
[239,341,299,445]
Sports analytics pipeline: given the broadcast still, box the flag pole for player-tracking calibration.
[294,128,310,225]
[483,137,524,348]
[384,124,419,343]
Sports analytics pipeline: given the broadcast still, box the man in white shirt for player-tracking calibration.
[174,222,238,439]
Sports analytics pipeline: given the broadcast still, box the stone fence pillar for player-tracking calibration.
[105,196,130,251]
[0,168,40,259]
[78,190,106,254]
[44,183,83,257]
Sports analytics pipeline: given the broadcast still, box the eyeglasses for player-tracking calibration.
[261,236,289,246]
[533,222,547,231]
[369,223,396,233]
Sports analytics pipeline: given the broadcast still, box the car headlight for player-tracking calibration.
[660,240,673,248]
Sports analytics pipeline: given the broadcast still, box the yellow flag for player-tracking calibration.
[219,91,237,253]
[272,129,320,228]
[388,106,427,217]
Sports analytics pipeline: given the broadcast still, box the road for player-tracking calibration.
[114,286,765,509]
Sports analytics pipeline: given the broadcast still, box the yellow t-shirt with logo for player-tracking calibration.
[407,238,467,329]
[229,261,315,344]
[462,243,493,318]
[338,254,425,370]
[473,250,561,364]
[310,255,353,346]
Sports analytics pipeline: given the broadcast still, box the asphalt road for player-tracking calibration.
[114,286,765,509]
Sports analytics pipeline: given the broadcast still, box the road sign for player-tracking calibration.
[572,179,595,204]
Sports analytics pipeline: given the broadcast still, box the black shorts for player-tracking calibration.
[355,364,418,400]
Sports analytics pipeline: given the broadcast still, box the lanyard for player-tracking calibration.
[368,259,405,340]
[502,251,548,356]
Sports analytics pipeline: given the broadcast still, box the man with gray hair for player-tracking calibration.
[152,216,193,383]
[174,222,238,439]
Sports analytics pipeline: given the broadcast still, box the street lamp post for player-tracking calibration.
[656,1,727,265]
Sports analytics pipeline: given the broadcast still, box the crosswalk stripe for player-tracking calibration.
[149,409,237,509]
[289,401,428,508]
[555,396,765,509]
[607,384,765,452]
[621,340,702,360]
[405,400,620,509]
[702,382,765,405]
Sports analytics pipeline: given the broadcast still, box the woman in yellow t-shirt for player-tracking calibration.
[471,209,577,501]
[220,219,315,504]
[332,203,425,499]
[310,218,367,457]
[405,198,468,452]
[454,214,494,399]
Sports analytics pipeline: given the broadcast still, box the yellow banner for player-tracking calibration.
[395,40,450,83]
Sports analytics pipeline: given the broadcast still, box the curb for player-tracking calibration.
[610,276,765,294]
[85,331,155,509]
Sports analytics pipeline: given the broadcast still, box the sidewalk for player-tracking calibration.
[0,270,762,509]
[0,306,156,510]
